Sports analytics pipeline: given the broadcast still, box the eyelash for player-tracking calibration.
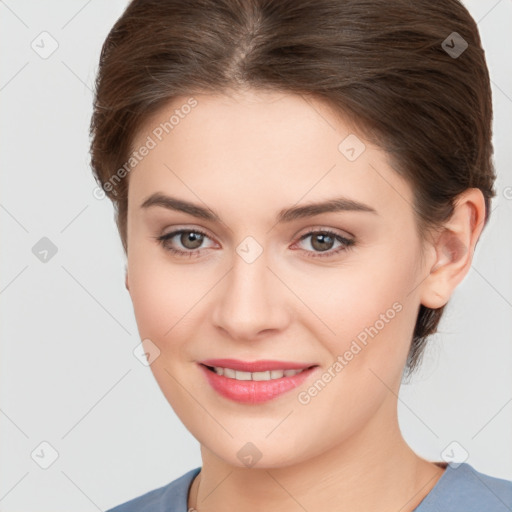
[155,228,355,259]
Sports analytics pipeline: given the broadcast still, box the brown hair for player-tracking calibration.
[89,0,495,374]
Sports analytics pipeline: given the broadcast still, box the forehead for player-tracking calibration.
[128,90,414,224]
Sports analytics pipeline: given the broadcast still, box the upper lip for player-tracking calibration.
[200,358,317,372]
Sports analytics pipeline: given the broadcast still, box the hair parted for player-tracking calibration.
[89,0,495,374]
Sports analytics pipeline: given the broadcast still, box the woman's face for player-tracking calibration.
[125,89,435,468]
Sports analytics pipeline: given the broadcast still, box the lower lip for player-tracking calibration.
[198,364,317,404]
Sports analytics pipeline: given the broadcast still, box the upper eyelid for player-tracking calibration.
[160,227,217,244]
[161,224,352,237]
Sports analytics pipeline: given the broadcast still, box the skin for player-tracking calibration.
[124,89,485,512]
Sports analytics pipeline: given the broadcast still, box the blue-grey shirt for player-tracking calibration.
[106,463,512,511]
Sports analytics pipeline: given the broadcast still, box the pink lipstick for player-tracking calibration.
[198,358,318,404]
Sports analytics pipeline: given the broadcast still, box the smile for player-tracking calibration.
[206,365,307,380]
[198,362,319,404]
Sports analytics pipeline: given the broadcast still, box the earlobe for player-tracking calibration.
[419,188,486,309]
[421,233,469,309]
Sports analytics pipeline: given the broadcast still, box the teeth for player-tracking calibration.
[211,366,306,381]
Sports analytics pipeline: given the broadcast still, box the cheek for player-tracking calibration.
[127,246,189,341]
[294,243,420,373]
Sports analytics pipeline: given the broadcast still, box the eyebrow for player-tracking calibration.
[140,192,377,223]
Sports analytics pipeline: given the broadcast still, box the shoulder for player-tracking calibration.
[105,467,201,512]
[416,463,512,512]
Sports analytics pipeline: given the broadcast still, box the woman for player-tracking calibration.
[90,0,512,510]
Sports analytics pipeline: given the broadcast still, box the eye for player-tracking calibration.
[293,229,355,258]
[155,228,355,259]
[156,228,215,258]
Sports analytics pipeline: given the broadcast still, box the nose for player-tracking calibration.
[211,246,291,341]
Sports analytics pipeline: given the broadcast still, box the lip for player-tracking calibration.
[200,358,317,372]
[198,361,319,404]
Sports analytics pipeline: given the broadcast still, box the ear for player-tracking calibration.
[125,266,130,291]
[419,188,487,309]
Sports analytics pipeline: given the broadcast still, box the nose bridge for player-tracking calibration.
[212,239,289,339]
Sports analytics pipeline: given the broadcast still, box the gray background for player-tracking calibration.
[1,1,511,510]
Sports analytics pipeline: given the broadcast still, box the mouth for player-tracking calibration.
[198,359,319,404]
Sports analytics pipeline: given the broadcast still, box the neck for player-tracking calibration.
[188,403,444,512]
